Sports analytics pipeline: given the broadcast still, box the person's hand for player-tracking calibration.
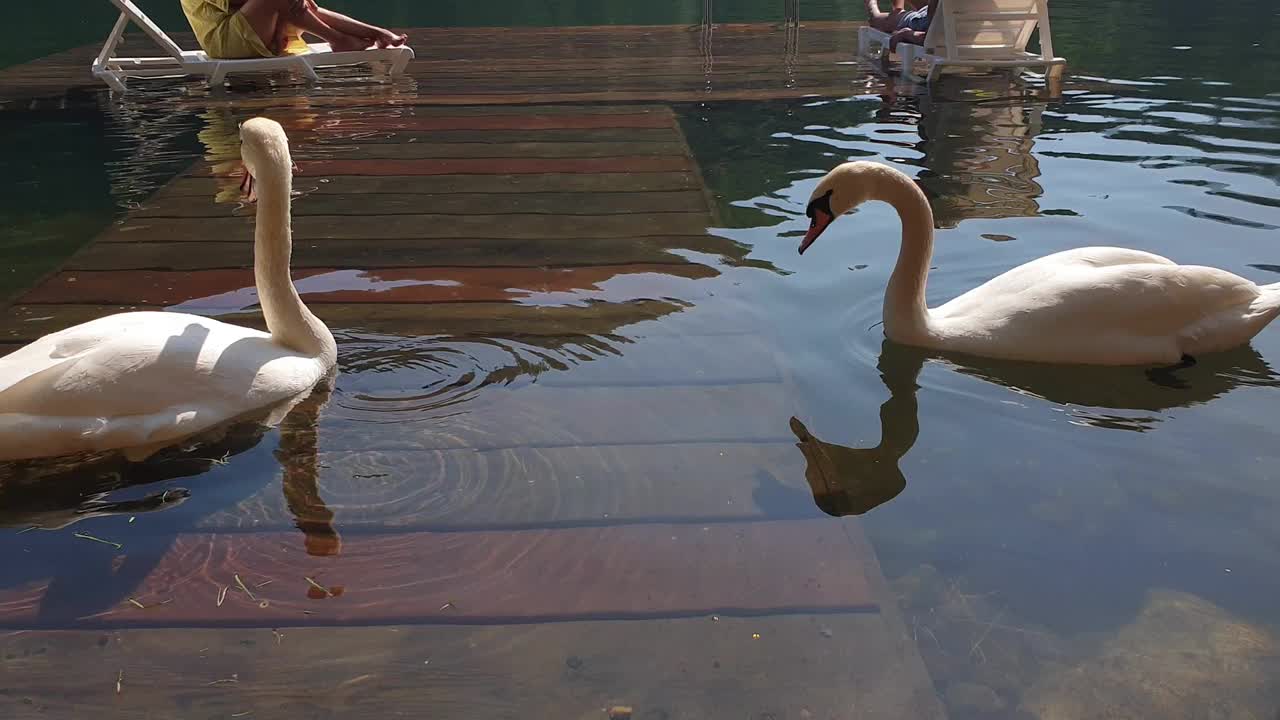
[888,27,921,51]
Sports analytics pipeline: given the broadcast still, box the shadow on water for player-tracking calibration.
[791,340,1280,518]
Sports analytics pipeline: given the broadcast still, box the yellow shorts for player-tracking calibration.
[181,0,308,59]
[203,12,274,59]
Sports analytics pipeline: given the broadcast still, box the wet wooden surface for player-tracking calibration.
[0,613,941,720]
[0,23,881,106]
[0,55,942,714]
[0,520,876,627]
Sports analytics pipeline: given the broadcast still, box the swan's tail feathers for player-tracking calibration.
[1252,283,1280,315]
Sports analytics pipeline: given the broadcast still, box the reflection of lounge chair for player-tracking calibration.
[92,0,414,92]
[858,0,1065,84]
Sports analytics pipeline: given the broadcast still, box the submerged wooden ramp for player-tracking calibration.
[0,101,941,717]
[0,22,880,106]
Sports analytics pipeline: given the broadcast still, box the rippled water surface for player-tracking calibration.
[3,0,1280,717]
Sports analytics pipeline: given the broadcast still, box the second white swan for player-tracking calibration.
[799,161,1280,366]
[0,117,336,462]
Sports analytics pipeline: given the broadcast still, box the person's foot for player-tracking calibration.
[329,32,371,52]
[372,28,408,48]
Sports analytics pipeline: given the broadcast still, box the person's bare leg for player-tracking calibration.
[237,0,368,54]
[311,4,407,48]
[865,0,909,33]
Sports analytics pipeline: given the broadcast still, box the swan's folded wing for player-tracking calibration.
[0,313,306,419]
[0,312,169,394]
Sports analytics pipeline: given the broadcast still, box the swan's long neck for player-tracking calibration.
[871,169,934,341]
[254,161,335,362]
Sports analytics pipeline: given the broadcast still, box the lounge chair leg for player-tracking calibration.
[926,60,942,84]
[898,45,914,80]
[97,70,127,93]
[389,51,411,78]
[208,64,228,89]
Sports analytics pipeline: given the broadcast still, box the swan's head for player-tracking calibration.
[799,161,894,254]
[238,117,293,203]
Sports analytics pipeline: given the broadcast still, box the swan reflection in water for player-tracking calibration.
[791,340,1280,517]
[0,385,337,548]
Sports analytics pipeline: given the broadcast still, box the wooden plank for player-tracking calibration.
[192,156,694,177]
[133,190,709,219]
[287,141,690,160]
[0,611,944,719]
[96,213,711,243]
[308,128,682,144]
[64,236,735,271]
[152,172,702,198]
[0,300,756,343]
[20,265,717,307]
[0,520,876,628]
[319,382,796,452]
[307,112,675,132]
[195,441,809,532]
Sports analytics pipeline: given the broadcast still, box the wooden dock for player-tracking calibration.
[0,24,943,719]
[0,22,883,107]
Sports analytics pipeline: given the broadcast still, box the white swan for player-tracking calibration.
[0,117,336,462]
[799,161,1280,366]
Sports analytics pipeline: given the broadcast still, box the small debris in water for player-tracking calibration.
[439,602,454,611]
[710,615,720,622]
[206,674,239,686]
[116,669,123,695]
[235,575,257,602]
[256,580,274,588]
[608,705,633,719]
[304,576,333,598]
[231,712,252,718]
[752,633,761,640]
[819,627,834,638]
[128,517,136,524]
[74,532,122,550]
[258,600,270,609]
[981,233,1016,243]
[127,598,146,609]
[17,526,39,534]
[217,586,229,607]
[849,264,869,270]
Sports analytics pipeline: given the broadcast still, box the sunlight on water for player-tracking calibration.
[3,1,1280,717]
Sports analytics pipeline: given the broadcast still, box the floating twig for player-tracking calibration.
[217,586,228,607]
[304,576,332,598]
[116,669,124,695]
[234,574,257,602]
[255,580,274,588]
[127,598,146,609]
[74,532,122,550]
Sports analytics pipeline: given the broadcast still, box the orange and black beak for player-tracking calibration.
[239,164,257,203]
[799,189,834,255]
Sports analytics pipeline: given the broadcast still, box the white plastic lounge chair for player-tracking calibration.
[858,0,1065,84]
[92,0,414,92]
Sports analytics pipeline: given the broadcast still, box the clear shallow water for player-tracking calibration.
[4,1,1280,716]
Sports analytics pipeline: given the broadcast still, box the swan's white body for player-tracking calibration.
[0,118,335,462]
[800,162,1280,366]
